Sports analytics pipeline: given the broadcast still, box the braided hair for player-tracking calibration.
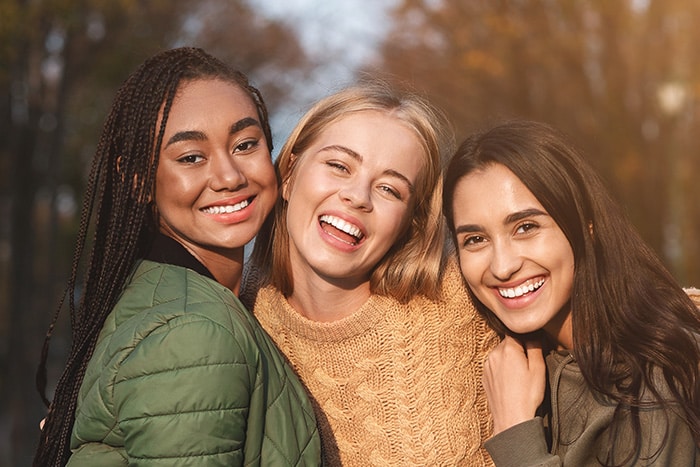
[33,47,272,466]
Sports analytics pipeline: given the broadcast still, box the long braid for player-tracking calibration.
[33,47,272,466]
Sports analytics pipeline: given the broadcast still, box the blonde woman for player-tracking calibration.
[245,81,498,466]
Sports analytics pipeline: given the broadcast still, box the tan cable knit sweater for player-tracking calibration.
[247,260,498,466]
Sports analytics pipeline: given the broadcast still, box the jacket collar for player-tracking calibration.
[145,233,216,282]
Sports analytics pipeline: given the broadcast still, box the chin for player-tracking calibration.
[504,322,540,336]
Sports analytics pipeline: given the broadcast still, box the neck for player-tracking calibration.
[545,309,574,351]
[205,255,244,294]
[287,275,372,322]
[186,245,244,295]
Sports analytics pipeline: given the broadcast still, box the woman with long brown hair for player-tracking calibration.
[444,119,700,466]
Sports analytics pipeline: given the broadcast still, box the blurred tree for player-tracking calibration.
[0,0,309,464]
[373,0,700,285]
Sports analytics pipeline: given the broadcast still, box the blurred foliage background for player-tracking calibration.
[1,0,699,464]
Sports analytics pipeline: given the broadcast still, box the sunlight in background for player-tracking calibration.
[254,0,397,146]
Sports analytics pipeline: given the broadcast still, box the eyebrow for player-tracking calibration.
[454,208,548,235]
[320,144,416,193]
[164,117,261,147]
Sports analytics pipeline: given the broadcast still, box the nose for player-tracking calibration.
[338,180,372,211]
[489,239,523,281]
[210,152,247,191]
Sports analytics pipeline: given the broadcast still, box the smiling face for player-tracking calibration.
[283,110,424,291]
[451,163,575,348]
[155,78,277,265]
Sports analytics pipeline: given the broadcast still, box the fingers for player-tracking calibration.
[482,335,547,435]
[524,339,546,373]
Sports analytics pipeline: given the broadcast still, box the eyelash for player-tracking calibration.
[327,161,349,172]
[234,139,259,153]
[177,154,204,164]
[516,221,538,234]
[380,185,401,199]
[462,235,485,248]
[174,137,260,163]
[461,222,539,248]
[326,161,403,199]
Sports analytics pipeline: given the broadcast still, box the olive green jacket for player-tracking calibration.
[68,258,321,466]
[485,350,698,466]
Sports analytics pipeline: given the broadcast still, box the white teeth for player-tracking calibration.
[319,215,363,239]
[202,199,249,214]
[498,278,545,298]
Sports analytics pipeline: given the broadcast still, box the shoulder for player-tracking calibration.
[101,261,264,376]
[122,260,253,327]
[439,258,472,300]
[400,257,498,347]
[426,257,479,322]
[250,282,287,320]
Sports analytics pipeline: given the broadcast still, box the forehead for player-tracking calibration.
[312,111,424,180]
[317,110,424,158]
[323,110,406,133]
[453,163,545,220]
[162,79,256,128]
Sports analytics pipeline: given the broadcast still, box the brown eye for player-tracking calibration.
[233,139,259,153]
[378,184,401,200]
[177,154,204,164]
[463,235,485,247]
[515,222,538,234]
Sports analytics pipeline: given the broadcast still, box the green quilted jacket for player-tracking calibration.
[68,258,321,466]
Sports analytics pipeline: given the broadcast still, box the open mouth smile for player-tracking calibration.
[498,278,545,298]
[319,214,365,246]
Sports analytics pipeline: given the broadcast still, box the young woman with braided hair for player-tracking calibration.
[34,47,321,466]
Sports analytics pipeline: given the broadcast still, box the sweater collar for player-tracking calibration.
[145,233,216,282]
[258,285,397,342]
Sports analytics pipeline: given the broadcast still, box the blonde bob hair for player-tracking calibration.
[250,80,454,302]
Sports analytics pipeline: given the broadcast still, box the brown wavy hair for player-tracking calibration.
[443,119,700,464]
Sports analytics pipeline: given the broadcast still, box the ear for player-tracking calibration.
[281,153,298,201]
[281,177,290,201]
[587,221,594,238]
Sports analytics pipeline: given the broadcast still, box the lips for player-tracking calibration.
[319,214,365,245]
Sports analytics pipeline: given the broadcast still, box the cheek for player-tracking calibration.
[550,237,575,282]
[281,162,313,203]
[458,254,479,289]
[385,203,413,240]
[258,162,278,196]
[558,249,576,295]
[153,172,171,208]
[156,167,190,193]
[458,252,492,304]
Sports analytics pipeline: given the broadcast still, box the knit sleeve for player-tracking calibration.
[113,308,258,466]
[440,259,499,464]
